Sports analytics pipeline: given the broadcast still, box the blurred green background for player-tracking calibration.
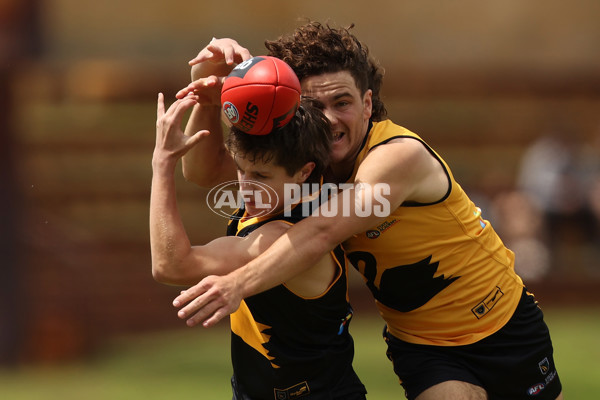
[2,0,599,398]
[1,307,599,399]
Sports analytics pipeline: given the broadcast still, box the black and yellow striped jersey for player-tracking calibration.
[227,202,366,399]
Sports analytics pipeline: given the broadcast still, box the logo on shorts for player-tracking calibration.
[538,357,550,375]
[527,383,545,396]
[274,381,310,399]
[222,101,240,123]
[527,360,557,396]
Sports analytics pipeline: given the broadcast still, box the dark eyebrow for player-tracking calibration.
[301,91,352,107]
[332,91,353,100]
[252,164,273,175]
[301,95,324,108]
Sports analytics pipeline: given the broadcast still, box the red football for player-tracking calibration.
[221,56,301,135]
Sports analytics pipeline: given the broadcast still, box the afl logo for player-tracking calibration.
[527,383,545,396]
[206,180,279,220]
[223,101,240,123]
[366,230,380,239]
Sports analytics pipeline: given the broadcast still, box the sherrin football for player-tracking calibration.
[221,56,301,135]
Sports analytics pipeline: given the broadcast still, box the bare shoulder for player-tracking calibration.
[284,245,338,298]
[244,219,338,298]
[357,136,436,181]
[358,137,431,175]
[374,136,431,160]
[358,137,448,204]
[242,220,292,257]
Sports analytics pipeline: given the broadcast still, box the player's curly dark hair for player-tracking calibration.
[265,20,387,121]
[227,98,332,184]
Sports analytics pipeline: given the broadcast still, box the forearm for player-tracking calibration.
[231,217,340,299]
[230,185,390,298]
[149,160,196,285]
[181,104,236,187]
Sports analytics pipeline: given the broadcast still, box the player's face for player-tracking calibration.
[301,71,372,177]
[234,155,308,217]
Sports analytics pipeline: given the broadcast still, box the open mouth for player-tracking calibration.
[332,132,345,142]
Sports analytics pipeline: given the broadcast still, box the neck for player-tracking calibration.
[324,162,354,184]
[325,120,372,183]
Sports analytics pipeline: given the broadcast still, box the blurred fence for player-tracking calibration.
[2,0,600,365]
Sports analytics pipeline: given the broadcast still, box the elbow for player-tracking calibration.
[151,254,206,286]
[151,260,187,286]
[308,221,343,256]
[315,230,340,254]
[182,148,234,188]
[151,262,174,285]
[181,164,204,187]
[182,164,222,188]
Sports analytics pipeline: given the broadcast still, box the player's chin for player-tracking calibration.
[331,133,348,151]
[329,146,348,166]
[245,204,272,217]
[245,203,257,214]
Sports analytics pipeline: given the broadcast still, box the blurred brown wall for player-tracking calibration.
[5,0,600,363]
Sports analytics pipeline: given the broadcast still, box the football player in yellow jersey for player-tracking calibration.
[174,22,563,400]
[151,95,367,399]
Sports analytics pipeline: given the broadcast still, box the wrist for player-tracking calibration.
[189,99,223,110]
[191,62,226,81]
[151,154,178,172]
[232,263,257,300]
[198,104,222,111]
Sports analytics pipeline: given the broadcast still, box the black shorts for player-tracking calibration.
[383,288,562,400]
[231,374,368,400]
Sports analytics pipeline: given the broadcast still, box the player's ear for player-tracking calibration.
[362,89,373,120]
[295,162,315,183]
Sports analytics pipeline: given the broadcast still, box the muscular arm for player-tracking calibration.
[151,157,301,286]
[237,138,443,294]
[179,39,252,187]
[151,150,242,286]
[151,152,293,286]
[175,138,449,326]
[150,95,306,286]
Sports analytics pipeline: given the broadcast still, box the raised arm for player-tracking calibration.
[151,94,295,286]
[177,38,253,187]
[174,138,449,326]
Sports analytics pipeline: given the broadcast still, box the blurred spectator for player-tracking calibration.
[578,127,600,275]
[517,122,599,276]
[491,190,550,282]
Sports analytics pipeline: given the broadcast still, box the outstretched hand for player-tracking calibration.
[176,38,253,102]
[173,273,243,328]
[188,37,252,67]
[154,93,209,164]
[175,75,225,105]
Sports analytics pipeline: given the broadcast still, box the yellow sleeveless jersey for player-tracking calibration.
[343,120,524,346]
